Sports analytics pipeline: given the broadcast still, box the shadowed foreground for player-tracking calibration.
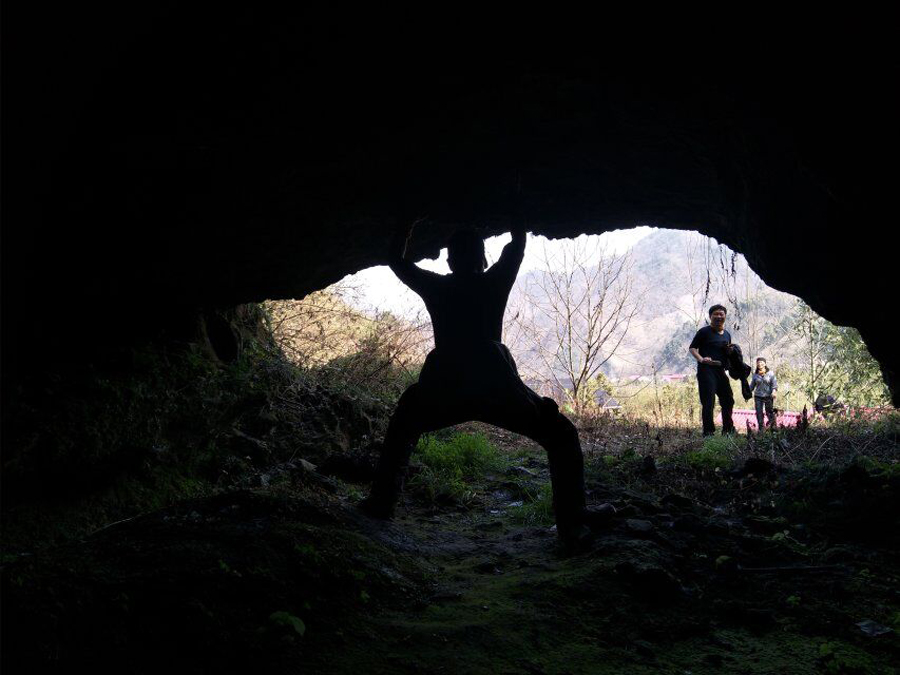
[4,427,898,674]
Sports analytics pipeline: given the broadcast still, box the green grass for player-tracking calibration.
[414,432,505,475]
[509,482,554,526]
[856,455,900,479]
[684,435,746,470]
[408,432,506,504]
[872,410,900,439]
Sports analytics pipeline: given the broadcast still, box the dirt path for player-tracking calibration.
[313,448,900,674]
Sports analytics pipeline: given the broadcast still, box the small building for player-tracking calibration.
[594,390,621,412]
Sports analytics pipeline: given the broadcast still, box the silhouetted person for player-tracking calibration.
[688,305,735,435]
[361,222,610,545]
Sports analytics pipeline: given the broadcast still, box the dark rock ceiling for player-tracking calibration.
[3,9,898,400]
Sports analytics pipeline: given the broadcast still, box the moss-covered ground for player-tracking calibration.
[4,424,898,674]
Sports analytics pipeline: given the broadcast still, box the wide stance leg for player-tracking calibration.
[476,387,587,536]
[523,398,587,534]
[364,383,464,518]
[363,347,594,540]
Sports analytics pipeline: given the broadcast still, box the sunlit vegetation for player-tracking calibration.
[407,432,506,505]
[267,231,891,435]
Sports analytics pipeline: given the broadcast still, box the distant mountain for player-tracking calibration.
[505,229,799,380]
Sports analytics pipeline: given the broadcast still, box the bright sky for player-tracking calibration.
[341,227,656,317]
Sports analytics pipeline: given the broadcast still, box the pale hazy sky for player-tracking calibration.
[340,227,656,317]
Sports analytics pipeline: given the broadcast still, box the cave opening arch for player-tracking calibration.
[269,226,892,424]
[5,13,896,404]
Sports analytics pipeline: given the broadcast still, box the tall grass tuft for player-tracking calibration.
[408,432,505,505]
[684,434,747,470]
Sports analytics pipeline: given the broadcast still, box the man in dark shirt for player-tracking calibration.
[361,222,610,545]
[688,305,736,435]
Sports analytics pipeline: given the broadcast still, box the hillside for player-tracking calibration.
[626,229,798,376]
[505,229,799,381]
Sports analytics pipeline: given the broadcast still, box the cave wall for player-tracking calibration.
[4,10,898,400]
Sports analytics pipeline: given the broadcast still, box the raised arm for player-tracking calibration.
[387,220,440,295]
[488,227,527,286]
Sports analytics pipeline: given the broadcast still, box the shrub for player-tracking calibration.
[2,306,391,550]
[872,411,900,440]
[856,456,900,479]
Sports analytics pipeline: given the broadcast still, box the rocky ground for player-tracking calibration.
[3,426,899,674]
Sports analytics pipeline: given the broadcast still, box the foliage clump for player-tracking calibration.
[684,435,746,470]
[509,482,554,526]
[265,288,430,403]
[2,305,386,552]
[872,410,900,441]
[407,432,506,505]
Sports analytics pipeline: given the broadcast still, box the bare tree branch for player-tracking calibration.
[508,239,642,413]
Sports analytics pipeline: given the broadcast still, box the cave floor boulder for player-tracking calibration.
[3,434,899,674]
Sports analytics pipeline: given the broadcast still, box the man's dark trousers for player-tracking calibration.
[697,365,735,435]
[368,342,587,533]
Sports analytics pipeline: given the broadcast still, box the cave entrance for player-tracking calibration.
[265,227,890,432]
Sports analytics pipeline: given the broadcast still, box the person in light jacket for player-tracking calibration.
[749,358,778,430]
